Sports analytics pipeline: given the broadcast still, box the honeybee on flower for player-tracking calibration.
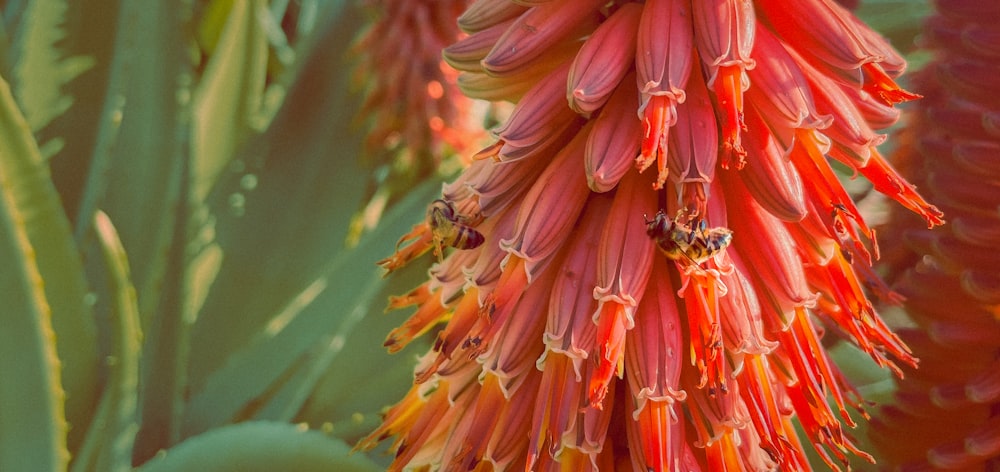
[645,209,733,267]
[427,198,485,258]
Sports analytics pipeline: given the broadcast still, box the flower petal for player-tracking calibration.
[480,268,555,397]
[719,255,779,356]
[443,19,515,72]
[626,393,686,472]
[624,256,687,410]
[543,194,611,373]
[692,0,756,82]
[693,0,756,167]
[668,66,718,186]
[567,3,642,115]
[528,354,581,469]
[860,148,945,228]
[747,25,831,131]
[740,108,808,222]
[724,171,814,331]
[493,62,578,149]
[594,169,658,308]
[470,154,549,217]
[636,0,693,100]
[585,77,642,193]
[589,170,658,407]
[483,0,602,76]
[457,0,526,33]
[501,123,593,281]
[484,373,538,469]
[755,0,883,80]
[456,70,537,102]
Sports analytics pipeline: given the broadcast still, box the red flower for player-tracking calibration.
[871,1,1000,469]
[362,1,941,470]
[348,0,484,244]
[352,0,476,171]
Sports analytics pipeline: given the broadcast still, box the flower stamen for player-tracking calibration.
[589,301,629,408]
[861,62,922,106]
[636,95,678,189]
[714,64,748,170]
[377,223,434,275]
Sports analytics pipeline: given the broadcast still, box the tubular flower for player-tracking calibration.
[872,2,1000,470]
[362,1,938,470]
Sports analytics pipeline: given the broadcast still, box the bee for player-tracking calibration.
[645,210,692,261]
[427,199,485,258]
[687,220,734,264]
[645,210,733,266]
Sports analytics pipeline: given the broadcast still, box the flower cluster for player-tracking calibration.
[361,1,943,470]
[348,0,483,243]
[871,1,1000,469]
[352,0,477,174]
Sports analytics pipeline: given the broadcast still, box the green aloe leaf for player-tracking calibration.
[94,1,190,462]
[190,0,268,202]
[70,211,142,472]
[91,0,187,326]
[244,187,436,435]
[290,250,432,441]
[0,99,68,472]
[178,0,271,411]
[182,179,438,438]
[28,0,121,224]
[185,3,369,393]
[7,0,94,135]
[134,422,381,472]
[0,70,97,455]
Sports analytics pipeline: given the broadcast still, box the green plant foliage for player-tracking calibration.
[8,0,93,135]
[0,68,94,463]
[0,122,68,472]
[71,211,141,472]
[182,181,438,439]
[190,0,269,202]
[133,422,381,472]
[0,0,425,469]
